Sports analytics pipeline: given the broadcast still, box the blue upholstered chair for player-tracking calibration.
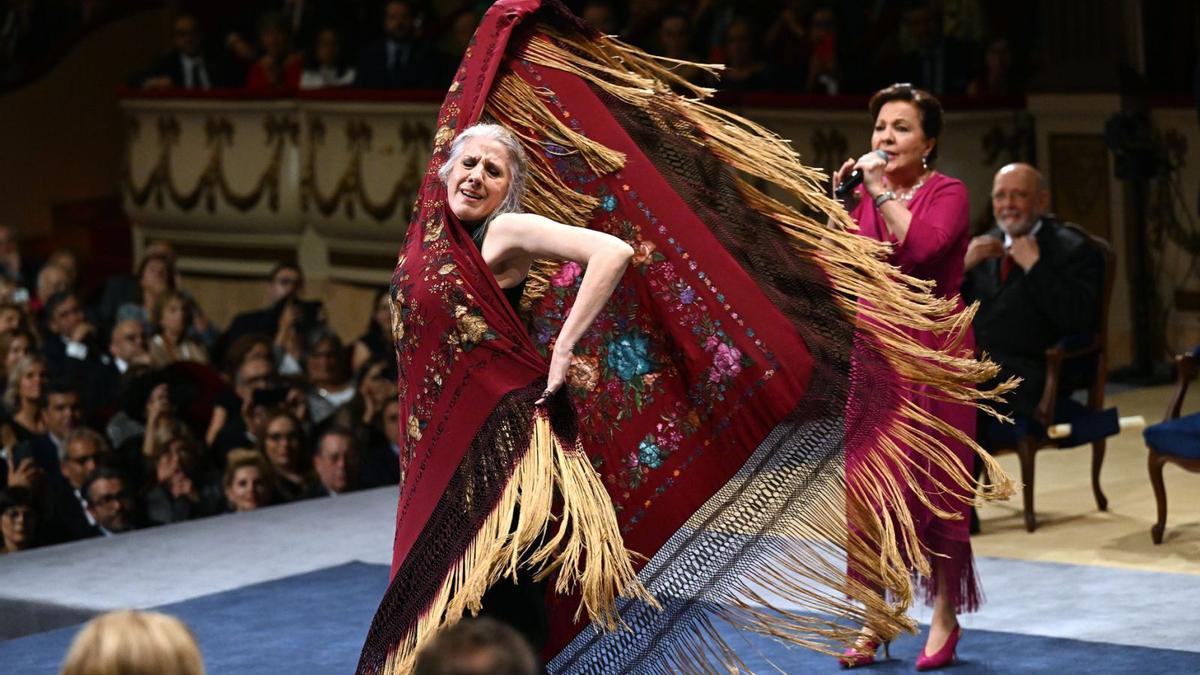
[981,224,1117,532]
[1146,348,1200,544]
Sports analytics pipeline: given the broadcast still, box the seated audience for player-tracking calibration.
[354,0,438,89]
[0,327,37,401]
[245,11,302,92]
[351,288,392,374]
[114,252,176,329]
[139,12,242,89]
[962,163,1106,429]
[150,290,210,367]
[83,464,142,536]
[60,610,205,675]
[360,397,402,488]
[0,485,38,553]
[256,409,314,502]
[300,26,355,89]
[40,290,100,378]
[717,16,777,92]
[223,448,274,512]
[304,329,355,426]
[207,354,277,461]
[144,419,223,526]
[308,426,360,496]
[33,263,70,316]
[34,377,84,473]
[44,427,109,543]
[4,355,48,441]
[413,617,539,675]
[220,262,326,370]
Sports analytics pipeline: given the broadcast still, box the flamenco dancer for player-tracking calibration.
[359,2,1013,673]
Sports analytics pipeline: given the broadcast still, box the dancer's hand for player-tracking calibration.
[536,346,571,405]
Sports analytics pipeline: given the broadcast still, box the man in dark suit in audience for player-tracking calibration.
[44,428,109,543]
[354,0,439,89]
[219,262,326,368]
[961,163,1105,421]
[138,13,242,90]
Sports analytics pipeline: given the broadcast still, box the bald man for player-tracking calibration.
[961,163,1105,420]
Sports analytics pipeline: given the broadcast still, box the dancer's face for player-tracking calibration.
[446,136,513,223]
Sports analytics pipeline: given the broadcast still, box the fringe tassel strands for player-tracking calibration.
[381,412,656,674]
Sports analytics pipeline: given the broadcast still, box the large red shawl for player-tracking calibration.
[358,2,1012,672]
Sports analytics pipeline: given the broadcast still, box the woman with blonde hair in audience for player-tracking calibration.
[0,328,37,403]
[254,409,314,502]
[149,290,210,366]
[60,609,205,675]
[3,355,48,439]
[222,448,274,512]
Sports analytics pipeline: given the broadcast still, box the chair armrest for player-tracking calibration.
[1164,352,1199,421]
[1051,334,1100,361]
[1035,347,1066,427]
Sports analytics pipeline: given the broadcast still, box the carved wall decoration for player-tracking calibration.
[1049,134,1111,241]
[809,127,849,175]
[301,115,432,222]
[980,113,1035,166]
[123,113,298,213]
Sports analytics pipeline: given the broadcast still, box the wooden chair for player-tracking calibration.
[986,224,1117,532]
[1146,349,1200,544]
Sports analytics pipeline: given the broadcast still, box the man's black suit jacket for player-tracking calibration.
[961,218,1105,416]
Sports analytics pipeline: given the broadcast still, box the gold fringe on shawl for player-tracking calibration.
[504,26,1019,665]
[381,412,658,674]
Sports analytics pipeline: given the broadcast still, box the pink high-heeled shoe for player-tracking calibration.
[839,636,890,668]
[915,625,962,671]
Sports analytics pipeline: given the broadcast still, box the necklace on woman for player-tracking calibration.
[892,170,932,203]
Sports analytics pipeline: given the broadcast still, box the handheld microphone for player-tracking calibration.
[834,150,889,199]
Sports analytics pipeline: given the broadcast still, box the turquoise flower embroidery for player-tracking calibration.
[607,332,654,381]
[638,436,663,468]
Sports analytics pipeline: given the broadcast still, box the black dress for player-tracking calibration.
[472,227,548,651]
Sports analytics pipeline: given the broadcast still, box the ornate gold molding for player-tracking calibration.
[123,113,298,213]
[300,115,431,222]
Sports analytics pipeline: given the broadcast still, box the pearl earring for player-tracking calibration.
[922,154,929,170]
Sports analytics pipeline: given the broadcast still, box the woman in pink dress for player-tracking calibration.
[834,83,976,671]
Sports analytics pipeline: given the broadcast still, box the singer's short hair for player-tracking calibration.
[868,83,944,165]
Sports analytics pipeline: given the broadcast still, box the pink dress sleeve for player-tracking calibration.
[891,178,970,270]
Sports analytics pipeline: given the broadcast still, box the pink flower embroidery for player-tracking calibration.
[551,261,583,287]
[710,343,742,382]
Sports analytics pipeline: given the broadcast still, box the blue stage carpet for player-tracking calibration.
[3,562,1199,674]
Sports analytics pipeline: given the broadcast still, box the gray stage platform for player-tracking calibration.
[0,487,396,640]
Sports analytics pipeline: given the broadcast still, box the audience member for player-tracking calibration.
[44,427,109,542]
[653,11,711,90]
[41,291,100,378]
[308,426,360,496]
[803,5,840,95]
[256,409,313,501]
[437,9,478,85]
[223,448,274,512]
[0,485,38,553]
[580,0,621,36]
[717,16,776,92]
[220,262,326,370]
[967,36,1021,98]
[413,617,539,675]
[83,464,141,536]
[351,288,393,374]
[354,0,438,89]
[115,253,176,329]
[962,163,1105,428]
[300,26,356,89]
[360,397,401,488]
[60,610,205,675]
[0,224,37,292]
[245,11,303,91]
[139,12,242,89]
[34,378,84,472]
[108,317,152,376]
[0,327,37,397]
[0,301,28,334]
[207,354,277,460]
[305,329,355,425]
[894,2,972,96]
[150,291,210,367]
[4,354,48,440]
[33,263,70,316]
[145,419,222,525]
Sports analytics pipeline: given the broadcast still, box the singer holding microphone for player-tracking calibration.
[833,83,978,671]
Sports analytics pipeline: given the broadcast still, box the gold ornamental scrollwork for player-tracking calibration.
[301,115,432,222]
[123,113,299,213]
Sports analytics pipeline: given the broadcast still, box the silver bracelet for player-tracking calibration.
[873,191,896,208]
